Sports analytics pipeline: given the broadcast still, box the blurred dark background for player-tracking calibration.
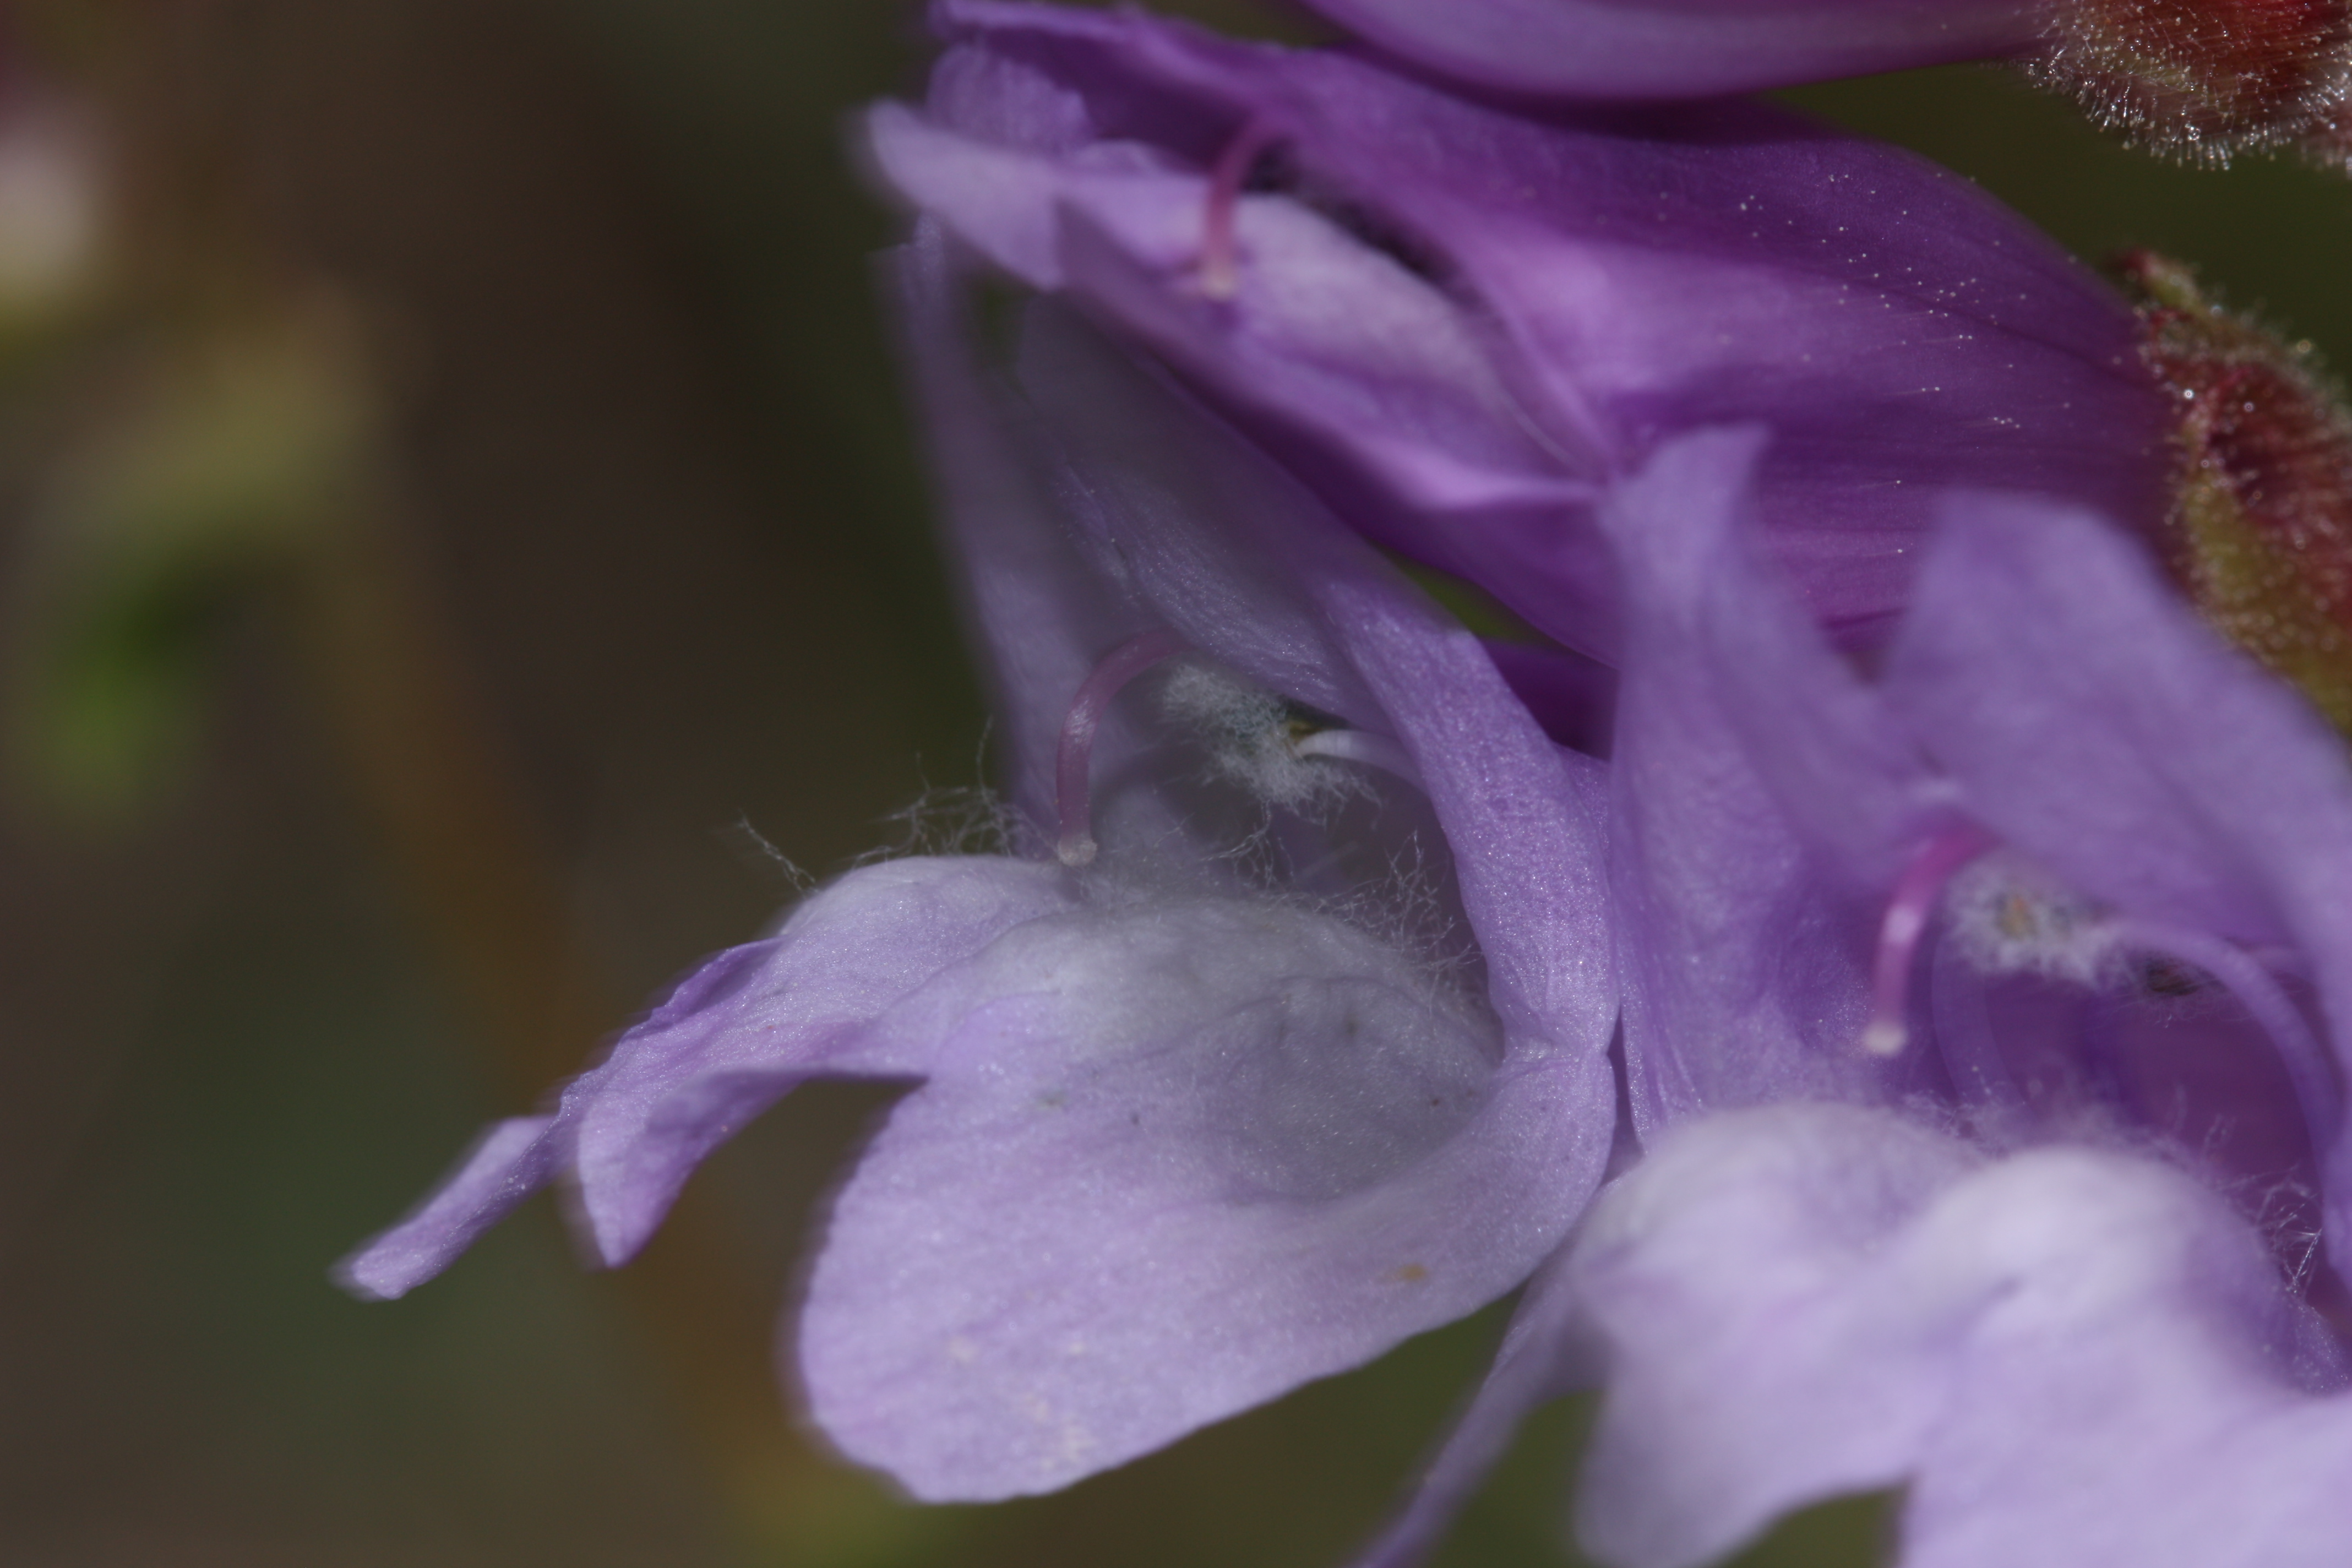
[0,2,2342,1565]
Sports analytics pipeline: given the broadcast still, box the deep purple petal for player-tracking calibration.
[1292,0,2045,100]
[1482,639,1616,758]
[868,99,1605,652]
[873,2,2167,658]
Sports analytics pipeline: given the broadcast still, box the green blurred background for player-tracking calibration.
[0,2,2342,1564]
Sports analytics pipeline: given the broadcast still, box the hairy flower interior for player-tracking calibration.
[1056,642,1480,1001]
[1854,832,2343,1306]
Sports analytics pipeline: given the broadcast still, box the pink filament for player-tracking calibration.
[1198,118,1279,302]
[1054,628,1189,866]
[1864,822,2000,1057]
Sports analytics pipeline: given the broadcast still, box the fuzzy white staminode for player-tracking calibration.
[1159,663,1371,814]
[1944,852,2122,986]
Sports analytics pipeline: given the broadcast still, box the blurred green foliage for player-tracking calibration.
[15,322,371,819]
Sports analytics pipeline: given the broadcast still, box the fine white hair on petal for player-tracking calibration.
[1158,661,1373,814]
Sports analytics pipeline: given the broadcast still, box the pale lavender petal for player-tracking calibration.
[1293,0,2046,100]
[337,855,1076,1300]
[334,1115,562,1302]
[1313,569,1614,1080]
[797,304,1617,1503]
[886,226,1147,827]
[799,899,1602,1500]
[1569,1106,1979,1568]
[1598,429,1922,1130]
[1566,1104,2352,1568]
[1015,301,1383,727]
[1883,496,2352,947]
[570,855,1075,1264]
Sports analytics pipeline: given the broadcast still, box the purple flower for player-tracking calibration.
[345,7,2352,1557]
[1287,0,2352,167]
[1362,427,2352,1565]
[340,233,1620,1501]
[864,0,2165,662]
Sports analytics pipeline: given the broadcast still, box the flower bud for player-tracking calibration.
[2125,251,2352,731]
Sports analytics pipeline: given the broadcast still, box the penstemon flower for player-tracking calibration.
[345,3,2352,1565]
[865,0,2166,662]
[341,232,1620,1502]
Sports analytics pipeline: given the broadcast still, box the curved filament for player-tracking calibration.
[1054,628,1190,867]
[1864,821,2001,1057]
[1199,117,1280,301]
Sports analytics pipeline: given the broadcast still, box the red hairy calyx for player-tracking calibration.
[2125,250,2352,733]
[2039,0,2351,162]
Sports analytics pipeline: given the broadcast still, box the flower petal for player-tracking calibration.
[1350,1240,1594,1568]
[1883,495,2352,945]
[888,227,1152,830]
[793,300,1619,1502]
[1566,1103,2352,1568]
[334,1115,563,1302]
[1014,298,1618,1117]
[336,855,1075,1298]
[1289,0,2044,100]
[874,2,2165,658]
[1885,493,2352,1266]
[1570,1105,1979,1568]
[1598,429,1924,1130]
[799,896,1601,1499]
[569,856,1075,1264]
